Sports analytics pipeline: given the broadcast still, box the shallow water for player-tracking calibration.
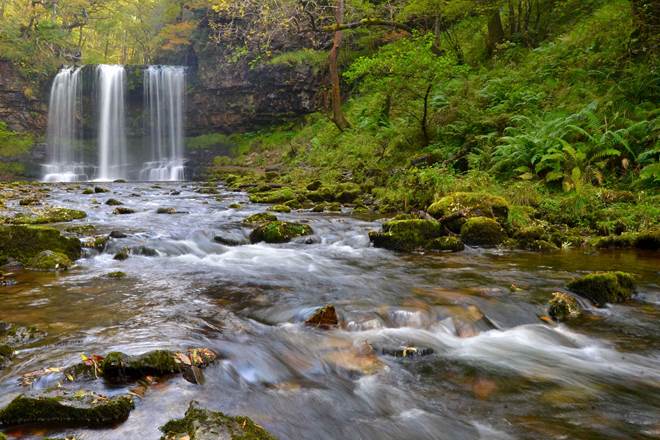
[1,182,659,440]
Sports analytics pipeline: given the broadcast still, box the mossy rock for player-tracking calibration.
[107,271,126,279]
[283,199,302,209]
[567,272,636,307]
[229,203,242,209]
[250,221,313,244]
[369,219,443,252]
[548,292,582,321]
[427,192,509,231]
[113,248,130,261]
[311,203,326,213]
[428,236,465,252]
[19,196,41,206]
[160,403,276,440]
[113,207,136,215]
[27,251,73,271]
[0,225,81,262]
[307,183,361,203]
[0,391,134,429]
[82,188,94,195]
[65,224,97,235]
[249,188,296,204]
[326,202,342,212]
[460,217,506,247]
[105,199,123,206]
[268,204,291,213]
[242,213,278,226]
[0,344,13,368]
[8,208,87,225]
[634,229,660,250]
[94,186,110,193]
[82,235,109,251]
[0,322,45,346]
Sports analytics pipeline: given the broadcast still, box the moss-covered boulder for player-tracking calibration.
[428,236,465,252]
[113,248,130,261]
[27,251,73,271]
[369,219,443,252]
[634,229,660,250]
[242,213,278,226]
[107,271,126,279]
[94,186,110,193]
[82,235,109,251]
[268,204,291,213]
[307,183,361,203]
[0,391,133,429]
[160,403,276,440]
[105,199,123,206]
[460,217,506,247]
[113,207,136,215]
[157,207,177,214]
[249,188,296,204]
[8,208,87,225]
[427,192,509,232]
[0,225,81,262]
[305,305,339,328]
[567,272,636,307]
[548,292,582,321]
[249,221,313,244]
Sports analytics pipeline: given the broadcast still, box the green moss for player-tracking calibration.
[307,183,361,203]
[567,272,636,307]
[634,229,660,250]
[0,225,81,262]
[113,207,136,215]
[428,236,465,252]
[101,350,179,382]
[82,188,94,195]
[229,203,242,209]
[428,193,509,223]
[249,188,296,204]
[249,221,313,244]
[268,204,292,213]
[369,219,443,252]
[113,248,130,261]
[548,292,582,321]
[460,217,506,247]
[27,251,73,271]
[242,213,278,226]
[160,404,276,440]
[65,224,97,235]
[107,271,126,279]
[8,208,87,225]
[106,199,123,206]
[94,186,109,193]
[0,392,134,428]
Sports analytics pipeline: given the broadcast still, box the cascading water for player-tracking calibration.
[140,66,186,181]
[96,64,128,181]
[42,67,86,182]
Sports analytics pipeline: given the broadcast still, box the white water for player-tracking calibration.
[96,64,128,181]
[42,67,86,182]
[140,66,186,181]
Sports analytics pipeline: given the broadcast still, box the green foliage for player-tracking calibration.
[0,123,34,158]
[268,49,328,72]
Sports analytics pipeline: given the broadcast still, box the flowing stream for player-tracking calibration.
[0,183,659,439]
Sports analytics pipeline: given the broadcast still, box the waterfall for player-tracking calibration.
[140,66,186,181]
[42,64,187,182]
[96,64,128,181]
[43,67,85,182]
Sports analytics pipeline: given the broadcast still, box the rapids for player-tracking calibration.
[0,182,658,439]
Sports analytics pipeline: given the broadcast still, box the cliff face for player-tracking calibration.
[0,60,47,133]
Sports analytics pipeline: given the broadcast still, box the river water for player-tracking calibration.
[1,182,659,440]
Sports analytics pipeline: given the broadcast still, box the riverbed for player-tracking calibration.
[1,182,659,439]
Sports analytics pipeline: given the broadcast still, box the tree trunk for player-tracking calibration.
[508,0,516,36]
[421,82,433,146]
[487,9,505,55]
[631,0,659,55]
[328,0,350,131]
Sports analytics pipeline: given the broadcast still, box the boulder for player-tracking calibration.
[0,225,81,262]
[157,207,177,214]
[567,272,636,307]
[307,183,361,203]
[305,305,339,328]
[249,188,296,204]
[427,236,465,252]
[249,221,313,244]
[105,199,123,206]
[0,391,133,429]
[109,231,128,239]
[548,292,582,321]
[267,204,291,213]
[7,207,87,225]
[369,219,443,252]
[242,213,278,226]
[460,217,506,247]
[94,186,110,193]
[160,403,276,440]
[27,250,73,271]
[113,248,130,261]
[427,192,509,232]
[82,235,109,251]
[113,207,136,215]
[107,271,126,279]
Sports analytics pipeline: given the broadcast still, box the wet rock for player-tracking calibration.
[428,236,465,252]
[249,221,313,244]
[311,203,326,212]
[94,186,110,193]
[305,305,339,328]
[113,207,136,215]
[460,217,506,247]
[107,271,126,279]
[242,212,278,226]
[113,248,130,261]
[105,198,123,206]
[113,179,127,183]
[369,219,443,252]
[0,225,81,262]
[157,207,177,214]
[213,236,247,246]
[82,235,109,251]
[567,272,636,307]
[427,192,509,232]
[268,204,291,213]
[0,322,45,346]
[7,207,87,225]
[229,203,242,209]
[19,196,41,206]
[378,345,434,358]
[132,246,158,257]
[109,231,128,239]
[249,187,296,204]
[634,229,660,250]
[284,199,302,209]
[82,188,94,195]
[160,402,276,440]
[0,390,133,429]
[65,224,97,235]
[548,292,582,321]
[0,344,13,369]
[27,250,73,271]
[326,202,342,212]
